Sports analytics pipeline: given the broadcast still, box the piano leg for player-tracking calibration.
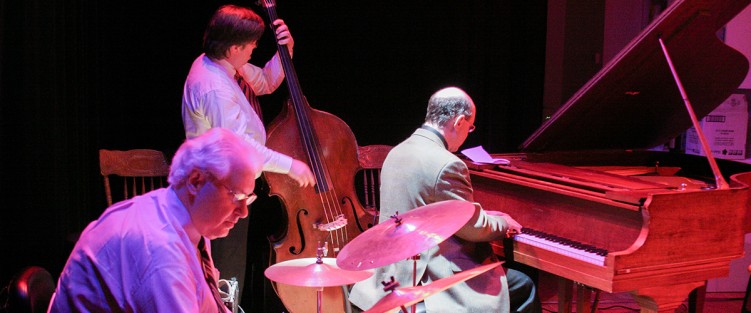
[557,278,594,313]
[687,282,706,313]
[630,281,704,313]
[557,278,573,313]
[576,284,592,313]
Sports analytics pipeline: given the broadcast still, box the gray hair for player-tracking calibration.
[168,128,262,187]
[424,87,474,127]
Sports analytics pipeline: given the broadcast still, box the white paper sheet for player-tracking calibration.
[460,146,510,165]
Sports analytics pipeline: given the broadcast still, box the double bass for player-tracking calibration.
[259,1,375,312]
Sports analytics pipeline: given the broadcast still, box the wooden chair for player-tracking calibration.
[355,144,392,226]
[99,149,170,206]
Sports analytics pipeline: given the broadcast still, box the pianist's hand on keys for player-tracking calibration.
[485,210,522,238]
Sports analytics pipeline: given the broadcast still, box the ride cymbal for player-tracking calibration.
[336,199,476,271]
[364,262,502,313]
[264,257,373,287]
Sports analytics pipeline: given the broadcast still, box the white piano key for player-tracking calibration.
[514,233,606,266]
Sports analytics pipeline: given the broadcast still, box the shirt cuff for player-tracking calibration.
[262,153,294,175]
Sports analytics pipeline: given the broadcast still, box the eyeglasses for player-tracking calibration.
[464,117,476,133]
[207,172,257,206]
[221,184,257,206]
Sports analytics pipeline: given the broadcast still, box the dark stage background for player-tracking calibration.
[0,0,547,309]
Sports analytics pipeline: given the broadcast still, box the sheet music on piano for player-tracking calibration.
[461,146,510,165]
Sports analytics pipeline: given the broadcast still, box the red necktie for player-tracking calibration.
[234,71,264,123]
[198,237,229,312]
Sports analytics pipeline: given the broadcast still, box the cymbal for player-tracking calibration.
[336,200,475,271]
[363,262,502,313]
[264,257,373,287]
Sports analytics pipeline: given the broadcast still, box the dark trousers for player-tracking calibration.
[506,266,542,313]
[211,215,248,304]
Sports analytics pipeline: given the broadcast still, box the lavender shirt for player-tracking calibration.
[48,188,227,313]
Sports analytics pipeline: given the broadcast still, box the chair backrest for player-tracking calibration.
[355,145,392,226]
[2,266,55,313]
[99,149,170,206]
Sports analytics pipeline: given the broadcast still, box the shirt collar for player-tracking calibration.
[167,187,201,247]
[213,56,239,78]
[420,124,448,149]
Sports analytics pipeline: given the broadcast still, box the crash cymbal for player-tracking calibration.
[336,200,475,271]
[363,262,502,313]
[264,257,373,287]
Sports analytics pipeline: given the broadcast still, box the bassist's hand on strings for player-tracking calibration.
[288,159,315,187]
[271,19,294,56]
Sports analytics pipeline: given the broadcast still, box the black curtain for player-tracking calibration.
[0,0,547,298]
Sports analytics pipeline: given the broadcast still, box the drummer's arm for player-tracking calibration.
[436,160,510,242]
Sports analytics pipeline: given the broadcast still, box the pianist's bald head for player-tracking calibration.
[425,87,475,127]
[424,87,477,152]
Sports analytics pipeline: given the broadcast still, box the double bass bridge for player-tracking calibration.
[314,214,348,232]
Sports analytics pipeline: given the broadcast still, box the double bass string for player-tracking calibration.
[279,46,349,251]
[264,0,351,254]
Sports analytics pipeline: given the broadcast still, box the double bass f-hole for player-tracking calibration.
[289,208,308,255]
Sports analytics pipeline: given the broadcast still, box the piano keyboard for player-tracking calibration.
[514,228,608,266]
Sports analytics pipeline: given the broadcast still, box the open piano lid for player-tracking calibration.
[521,0,751,153]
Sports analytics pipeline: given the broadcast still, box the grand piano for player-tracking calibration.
[468,0,751,312]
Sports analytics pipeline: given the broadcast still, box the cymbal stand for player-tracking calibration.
[380,277,409,313]
[410,255,420,313]
[392,211,422,313]
[388,211,425,313]
[314,242,328,313]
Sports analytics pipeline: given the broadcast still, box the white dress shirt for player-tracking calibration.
[182,54,292,175]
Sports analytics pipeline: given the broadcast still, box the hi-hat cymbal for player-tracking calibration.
[264,257,373,287]
[336,200,476,271]
[363,262,502,313]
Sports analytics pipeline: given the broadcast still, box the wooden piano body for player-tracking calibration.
[470,0,751,312]
[472,151,751,312]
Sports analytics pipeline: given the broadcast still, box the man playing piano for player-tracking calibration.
[349,87,541,313]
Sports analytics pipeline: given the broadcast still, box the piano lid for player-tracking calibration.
[522,0,751,152]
